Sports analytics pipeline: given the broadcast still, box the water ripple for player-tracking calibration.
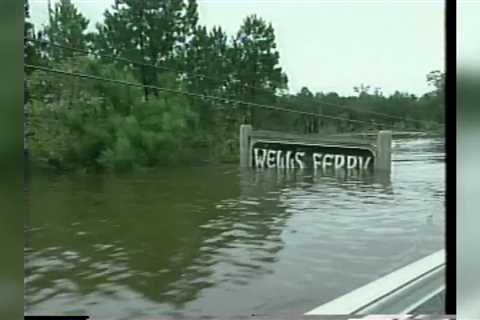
[25,138,445,317]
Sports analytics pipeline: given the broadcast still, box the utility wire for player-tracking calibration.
[25,63,390,127]
[25,37,442,127]
[26,36,216,80]
[293,94,439,125]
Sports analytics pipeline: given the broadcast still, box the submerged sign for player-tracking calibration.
[251,141,375,170]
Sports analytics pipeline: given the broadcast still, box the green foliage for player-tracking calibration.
[26,1,445,171]
[275,82,444,135]
[230,15,288,126]
[42,0,90,62]
[27,58,198,172]
[24,0,41,68]
[94,0,198,100]
[426,70,445,94]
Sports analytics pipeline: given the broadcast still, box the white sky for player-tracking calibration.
[30,0,445,96]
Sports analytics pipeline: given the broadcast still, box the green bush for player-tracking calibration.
[26,58,199,172]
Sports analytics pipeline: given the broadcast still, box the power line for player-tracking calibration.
[26,37,176,74]
[26,36,291,107]
[25,37,442,127]
[293,94,438,125]
[25,63,389,128]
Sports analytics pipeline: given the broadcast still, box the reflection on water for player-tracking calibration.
[24,138,445,318]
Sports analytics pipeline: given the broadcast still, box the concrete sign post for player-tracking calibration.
[375,130,392,172]
[239,124,252,167]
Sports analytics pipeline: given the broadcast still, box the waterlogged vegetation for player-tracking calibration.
[24,0,445,172]
[27,59,199,171]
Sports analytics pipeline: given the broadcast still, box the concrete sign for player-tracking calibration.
[251,141,375,170]
[240,125,391,173]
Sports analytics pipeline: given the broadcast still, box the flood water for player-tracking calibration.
[24,138,445,318]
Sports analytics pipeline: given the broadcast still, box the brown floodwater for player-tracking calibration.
[24,138,445,318]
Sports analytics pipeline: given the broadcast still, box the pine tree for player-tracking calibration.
[94,0,199,99]
[180,25,234,150]
[25,0,34,65]
[230,15,288,126]
[25,0,32,154]
[42,0,90,62]
[182,26,230,95]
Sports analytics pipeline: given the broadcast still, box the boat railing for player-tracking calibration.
[304,249,445,316]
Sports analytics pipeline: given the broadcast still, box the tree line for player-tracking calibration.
[24,0,445,172]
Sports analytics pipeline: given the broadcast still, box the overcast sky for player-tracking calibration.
[30,0,445,96]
